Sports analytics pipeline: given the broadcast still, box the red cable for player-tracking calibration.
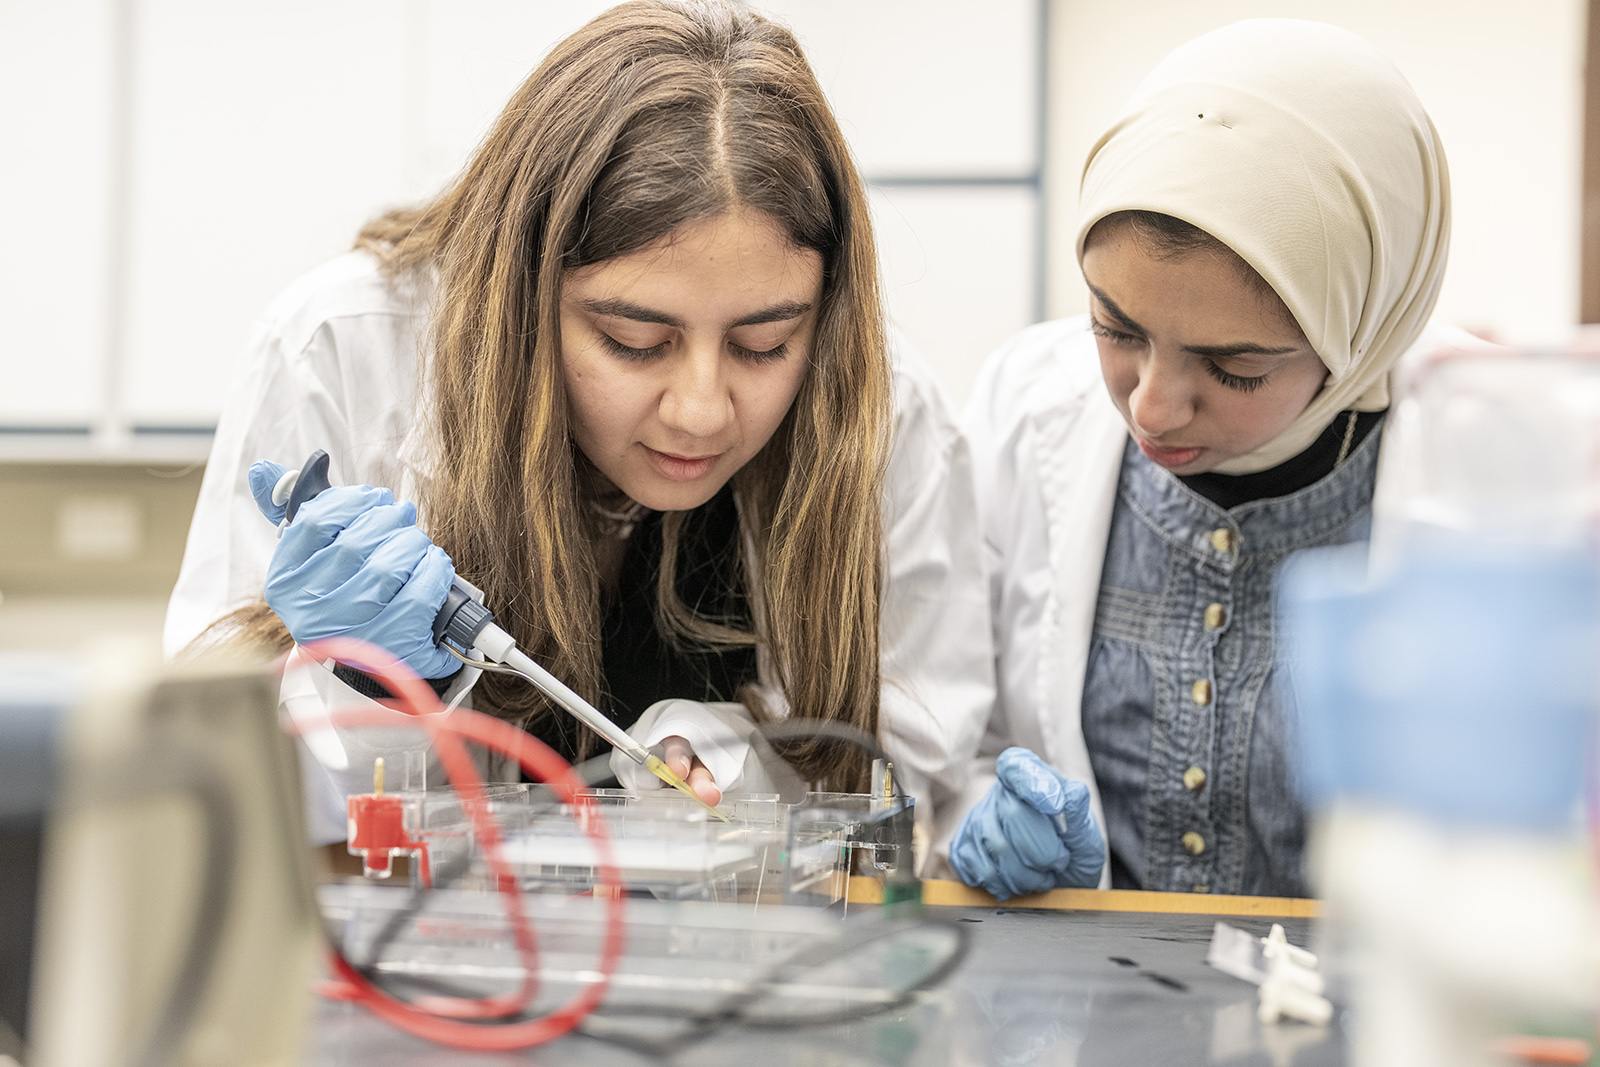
[285,638,627,1049]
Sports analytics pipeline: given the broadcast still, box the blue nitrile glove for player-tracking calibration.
[249,459,459,680]
[949,747,1105,900]
[249,459,293,525]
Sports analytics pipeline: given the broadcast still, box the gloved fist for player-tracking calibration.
[949,747,1105,900]
[250,459,459,680]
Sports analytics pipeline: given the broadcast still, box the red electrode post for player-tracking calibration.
[347,757,429,883]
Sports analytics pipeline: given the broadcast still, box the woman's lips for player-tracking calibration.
[1136,438,1203,469]
[644,446,720,481]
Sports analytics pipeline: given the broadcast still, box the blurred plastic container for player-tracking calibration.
[1281,545,1599,829]
[1280,349,1600,1067]
[1377,353,1600,553]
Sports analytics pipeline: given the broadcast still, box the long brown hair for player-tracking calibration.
[213,0,892,787]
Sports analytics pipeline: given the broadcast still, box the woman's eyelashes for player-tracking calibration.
[1203,360,1271,393]
[729,340,788,364]
[1091,317,1273,393]
[598,333,667,361]
[597,331,789,364]
[1089,317,1142,347]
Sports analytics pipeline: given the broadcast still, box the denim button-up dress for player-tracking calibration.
[1081,420,1383,897]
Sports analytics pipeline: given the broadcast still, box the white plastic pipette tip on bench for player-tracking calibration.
[1206,920,1332,1027]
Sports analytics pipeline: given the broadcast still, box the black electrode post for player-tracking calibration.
[868,758,922,911]
[880,798,922,911]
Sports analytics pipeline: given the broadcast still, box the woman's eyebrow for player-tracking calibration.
[1088,285,1299,358]
[730,300,812,327]
[578,298,812,329]
[1184,342,1301,358]
[1087,286,1143,332]
[579,297,682,327]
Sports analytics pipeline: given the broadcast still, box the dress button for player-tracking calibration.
[1182,831,1206,856]
[1183,766,1207,791]
[1211,528,1235,553]
[1204,603,1226,630]
[1191,679,1213,705]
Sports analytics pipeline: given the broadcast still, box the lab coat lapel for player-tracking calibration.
[1032,368,1126,844]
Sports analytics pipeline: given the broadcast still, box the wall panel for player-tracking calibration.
[0,0,117,427]
[871,185,1039,406]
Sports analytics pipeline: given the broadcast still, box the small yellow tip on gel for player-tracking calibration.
[645,754,729,821]
[374,757,385,796]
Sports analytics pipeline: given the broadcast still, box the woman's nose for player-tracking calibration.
[658,344,734,438]
[1127,361,1194,438]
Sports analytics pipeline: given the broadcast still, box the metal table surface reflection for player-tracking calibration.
[304,898,1341,1067]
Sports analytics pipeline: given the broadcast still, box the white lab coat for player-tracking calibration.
[165,251,995,857]
[946,315,1488,886]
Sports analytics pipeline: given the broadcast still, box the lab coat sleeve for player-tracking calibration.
[165,313,358,658]
[877,336,997,876]
[163,256,508,842]
[164,252,430,659]
[931,324,1070,871]
[608,699,808,800]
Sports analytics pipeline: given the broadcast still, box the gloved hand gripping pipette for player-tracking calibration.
[255,449,727,819]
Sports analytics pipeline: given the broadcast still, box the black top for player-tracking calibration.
[523,484,759,762]
[1177,409,1386,510]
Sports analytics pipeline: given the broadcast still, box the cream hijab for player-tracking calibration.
[1076,19,1451,474]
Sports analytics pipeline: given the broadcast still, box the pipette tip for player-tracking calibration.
[645,754,730,821]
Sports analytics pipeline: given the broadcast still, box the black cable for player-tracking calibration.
[753,720,904,798]
[572,915,972,1058]
[354,911,971,1058]
[326,718,950,1049]
[355,850,474,975]
[352,868,968,1047]
[756,720,918,902]
[344,750,617,976]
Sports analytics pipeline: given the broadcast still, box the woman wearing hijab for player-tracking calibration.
[945,20,1479,899]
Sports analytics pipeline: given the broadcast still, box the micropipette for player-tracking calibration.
[269,449,728,821]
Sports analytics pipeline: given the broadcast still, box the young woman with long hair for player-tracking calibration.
[166,0,992,844]
[946,20,1487,899]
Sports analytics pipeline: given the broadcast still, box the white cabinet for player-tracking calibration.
[403,1,616,194]
[0,0,118,428]
[765,0,1040,179]
[2,0,1044,448]
[121,1,409,428]
[765,0,1045,405]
